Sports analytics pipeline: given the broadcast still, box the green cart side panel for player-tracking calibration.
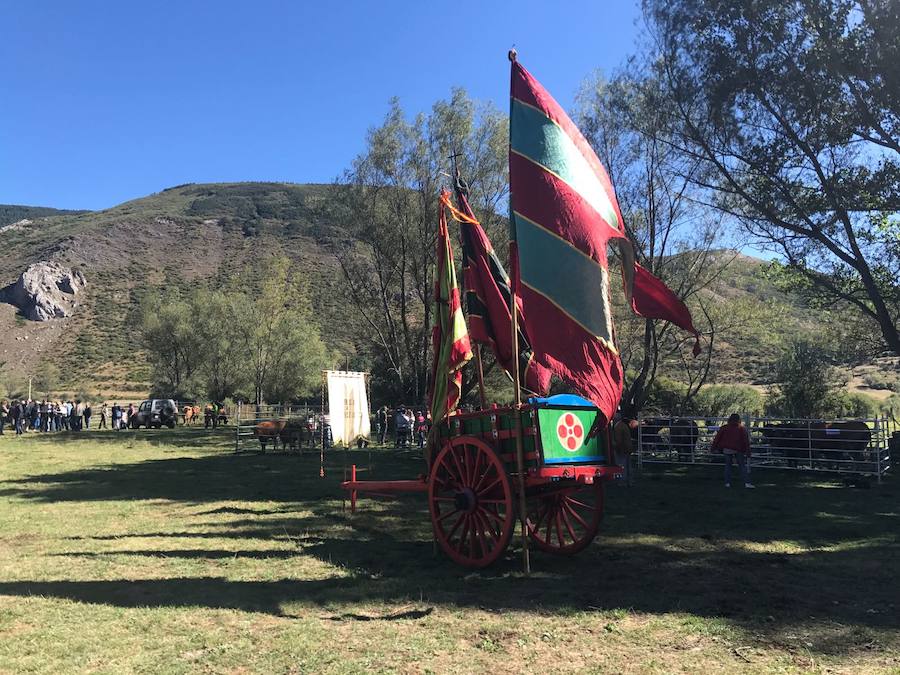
[439,408,538,472]
[438,405,607,469]
[536,407,606,464]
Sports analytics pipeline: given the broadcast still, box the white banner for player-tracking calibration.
[325,370,370,445]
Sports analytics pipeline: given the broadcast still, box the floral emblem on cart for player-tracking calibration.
[557,413,584,451]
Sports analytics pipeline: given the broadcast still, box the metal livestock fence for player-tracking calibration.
[637,414,894,483]
[234,403,324,453]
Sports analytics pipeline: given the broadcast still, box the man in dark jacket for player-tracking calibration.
[13,400,25,435]
[711,413,754,489]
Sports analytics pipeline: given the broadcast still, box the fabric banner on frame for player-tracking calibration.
[325,371,370,445]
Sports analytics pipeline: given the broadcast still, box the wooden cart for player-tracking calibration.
[342,400,621,568]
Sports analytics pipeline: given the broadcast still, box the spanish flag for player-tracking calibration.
[430,192,473,423]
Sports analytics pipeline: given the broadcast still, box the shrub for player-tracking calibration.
[826,391,878,418]
[689,385,764,417]
[862,371,900,392]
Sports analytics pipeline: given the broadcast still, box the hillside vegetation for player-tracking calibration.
[0,182,890,404]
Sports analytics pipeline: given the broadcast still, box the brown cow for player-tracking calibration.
[254,420,286,452]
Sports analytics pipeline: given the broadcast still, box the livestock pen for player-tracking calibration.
[234,403,324,454]
[637,414,895,483]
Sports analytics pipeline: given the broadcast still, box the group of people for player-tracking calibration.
[373,406,432,448]
[0,399,137,435]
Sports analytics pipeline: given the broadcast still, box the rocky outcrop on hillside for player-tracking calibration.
[6,261,86,321]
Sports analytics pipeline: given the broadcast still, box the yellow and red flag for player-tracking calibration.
[430,192,473,423]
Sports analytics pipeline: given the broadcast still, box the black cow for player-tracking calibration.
[639,417,700,460]
[759,420,872,468]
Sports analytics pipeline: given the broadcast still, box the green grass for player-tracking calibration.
[0,429,897,673]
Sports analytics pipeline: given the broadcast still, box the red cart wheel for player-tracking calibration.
[428,436,515,568]
[526,481,604,555]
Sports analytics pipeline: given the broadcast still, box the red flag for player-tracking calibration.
[509,57,702,424]
[631,263,703,356]
[441,188,551,395]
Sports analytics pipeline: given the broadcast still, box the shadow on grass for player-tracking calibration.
[0,438,897,651]
[7,427,235,451]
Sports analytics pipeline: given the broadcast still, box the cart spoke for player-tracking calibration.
[560,504,579,542]
[450,448,468,486]
[472,465,497,493]
[476,476,503,498]
[462,446,475,486]
[534,504,552,538]
[469,515,482,557]
[567,497,593,510]
[445,511,466,541]
[457,516,471,552]
[470,448,483,489]
[441,453,461,484]
[476,507,501,540]
[562,500,591,530]
[472,511,493,554]
[437,508,461,523]
[479,505,505,529]
[555,511,565,547]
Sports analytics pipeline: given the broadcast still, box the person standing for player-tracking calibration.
[0,400,8,435]
[98,403,108,430]
[612,414,639,487]
[711,413,754,488]
[376,406,384,445]
[126,403,135,429]
[13,400,25,435]
[83,402,92,429]
[111,403,121,430]
[415,411,428,449]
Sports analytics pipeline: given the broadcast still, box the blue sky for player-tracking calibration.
[0,1,642,210]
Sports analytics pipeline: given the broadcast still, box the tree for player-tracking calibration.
[193,291,247,402]
[237,256,327,404]
[578,72,731,414]
[140,298,203,398]
[766,339,844,417]
[644,0,900,355]
[331,88,508,404]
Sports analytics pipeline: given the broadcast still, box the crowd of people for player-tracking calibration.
[373,406,432,448]
[0,399,138,435]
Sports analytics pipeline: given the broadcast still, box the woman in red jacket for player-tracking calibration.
[711,413,754,488]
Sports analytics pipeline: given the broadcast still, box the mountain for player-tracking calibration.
[0,183,353,399]
[0,182,890,403]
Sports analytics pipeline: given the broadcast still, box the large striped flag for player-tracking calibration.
[441,183,551,395]
[509,57,700,424]
[430,192,474,423]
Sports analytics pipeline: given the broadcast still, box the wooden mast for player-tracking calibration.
[508,47,531,575]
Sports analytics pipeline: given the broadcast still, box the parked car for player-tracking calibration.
[131,399,178,429]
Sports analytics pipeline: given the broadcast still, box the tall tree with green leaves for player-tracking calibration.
[332,88,508,404]
[193,291,247,402]
[578,72,730,414]
[644,0,900,355]
[237,256,328,404]
[140,298,203,398]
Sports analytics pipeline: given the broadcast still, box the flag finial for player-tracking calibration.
[508,48,517,62]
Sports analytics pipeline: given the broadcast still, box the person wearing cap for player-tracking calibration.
[711,413,754,488]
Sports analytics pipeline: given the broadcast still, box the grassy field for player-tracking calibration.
[0,429,897,673]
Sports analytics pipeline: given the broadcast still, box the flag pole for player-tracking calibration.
[508,47,531,576]
[473,345,487,410]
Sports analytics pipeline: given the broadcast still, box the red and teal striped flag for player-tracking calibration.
[430,192,473,423]
[509,58,700,424]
